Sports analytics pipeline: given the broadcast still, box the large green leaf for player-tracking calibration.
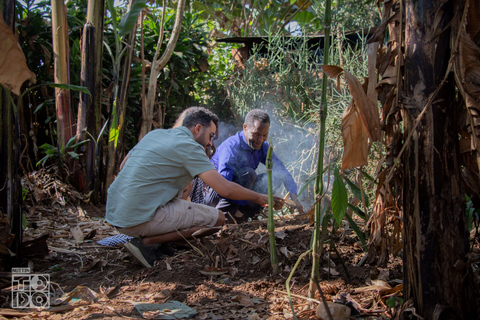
[118,0,149,37]
[347,203,367,220]
[332,167,348,228]
[106,0,118,30]
[344,213,367,248]
[291,11,315,25]
[344,175,370,207]
[47,83,91,96]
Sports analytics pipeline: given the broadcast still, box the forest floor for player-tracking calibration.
[0,168,444,320]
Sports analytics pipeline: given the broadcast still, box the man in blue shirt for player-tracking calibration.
[204,109,303,221]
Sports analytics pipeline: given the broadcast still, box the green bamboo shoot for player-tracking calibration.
[309,0,332,299]
[266,138,279,274]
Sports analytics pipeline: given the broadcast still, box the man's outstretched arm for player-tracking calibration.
[198,169,284,209]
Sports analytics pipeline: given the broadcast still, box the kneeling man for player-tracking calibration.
[106,107,283,268]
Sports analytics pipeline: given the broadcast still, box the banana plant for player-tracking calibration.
[105,0,148,190]
[50,0,74,163]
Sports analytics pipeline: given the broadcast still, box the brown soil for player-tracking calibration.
[0,170,406,319]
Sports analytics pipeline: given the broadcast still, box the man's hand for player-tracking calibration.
[294,199,304,215]
[257,194,285,209]
[289,193,304,215]
[273,196,285,210]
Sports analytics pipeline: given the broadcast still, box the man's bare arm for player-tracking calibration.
[198,169,284,208]
[119,154,130,171]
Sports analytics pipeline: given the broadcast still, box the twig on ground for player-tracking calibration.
[313,276,334,320]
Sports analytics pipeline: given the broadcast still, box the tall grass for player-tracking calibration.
[226,30,371,207]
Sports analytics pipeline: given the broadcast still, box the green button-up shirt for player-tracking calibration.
[106,126,215,228]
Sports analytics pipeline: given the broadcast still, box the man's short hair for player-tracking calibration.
[182,107,219,129]
[244,109,270,127]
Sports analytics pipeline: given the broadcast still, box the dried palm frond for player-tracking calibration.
[453,0,480,208]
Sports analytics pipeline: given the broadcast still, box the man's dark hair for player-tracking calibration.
[182,107,219,129]
[244,109,270,127]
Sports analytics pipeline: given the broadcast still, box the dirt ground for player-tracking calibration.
[0,169,408,319]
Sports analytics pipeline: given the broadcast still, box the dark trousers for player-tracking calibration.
[204,167,281,218]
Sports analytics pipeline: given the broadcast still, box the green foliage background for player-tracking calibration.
[14,0,378,207]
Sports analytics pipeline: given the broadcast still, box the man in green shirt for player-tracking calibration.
[106,107,284,268]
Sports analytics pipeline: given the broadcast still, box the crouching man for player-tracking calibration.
[106,107,284,268]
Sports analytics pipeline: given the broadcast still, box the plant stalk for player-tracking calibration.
[266,138,279,274]
[309,0,332,299]
[51,0,73,159]
[106,0,138,191]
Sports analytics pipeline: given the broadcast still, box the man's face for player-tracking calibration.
[243,120,269,150]
[195,121,217,149]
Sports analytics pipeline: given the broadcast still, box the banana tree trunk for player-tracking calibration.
[0,1,23,265]
[402,0,477,318]
[51,0,73,160]
[74,0,105,197]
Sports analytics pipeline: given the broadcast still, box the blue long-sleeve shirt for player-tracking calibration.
[211,130,297,205]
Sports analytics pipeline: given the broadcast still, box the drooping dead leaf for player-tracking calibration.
[0,15,36,95]
[322,65,344,79]
[323,65,381,142]
[344,71,381,141]
[341,102,370,170]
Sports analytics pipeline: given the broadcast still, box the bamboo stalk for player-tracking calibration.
[309,0,332,299]
[266,138,279,274]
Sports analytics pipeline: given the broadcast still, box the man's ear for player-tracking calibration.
[242,124,247,130]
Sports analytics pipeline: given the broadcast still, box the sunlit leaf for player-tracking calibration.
[109,127,119,148]
[118,0,149,37]
[106,0,118,30]
[174,51,184,58]
[292,11,315,25]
